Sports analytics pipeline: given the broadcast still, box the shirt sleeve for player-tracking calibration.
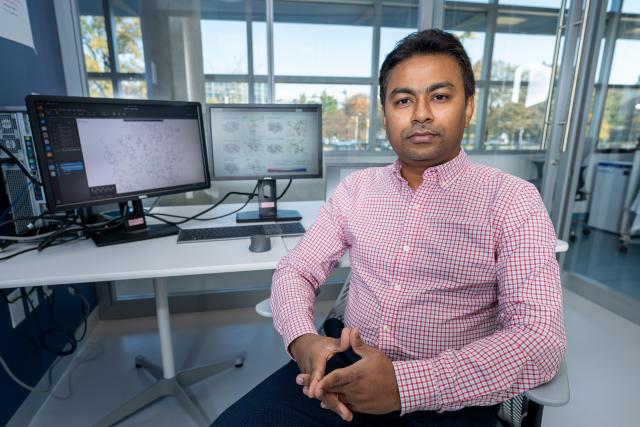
[392,181,567,414]
[271,180,352,354]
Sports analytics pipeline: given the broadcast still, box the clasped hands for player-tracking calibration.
[289,327,401,422]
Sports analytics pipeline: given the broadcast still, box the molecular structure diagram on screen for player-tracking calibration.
[267,121,283,134]
[267,144,283,154]
[223,121,240,133]
[224,163,239,175]
[289,140,305,154]
[288,120,307,137]
[245,141,260,152]
[224,143,241,154]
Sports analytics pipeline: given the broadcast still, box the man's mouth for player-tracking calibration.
[407,131,438,143]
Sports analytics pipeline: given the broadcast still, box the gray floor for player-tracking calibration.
[24,291,640,427]
[565,223,640,301]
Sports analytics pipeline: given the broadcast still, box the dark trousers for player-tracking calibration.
[212,356,499,427]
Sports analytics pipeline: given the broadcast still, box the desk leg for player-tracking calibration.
[154,278,175,379]
[93,278,244,427]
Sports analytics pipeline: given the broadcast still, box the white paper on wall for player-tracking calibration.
[0,0,34,49]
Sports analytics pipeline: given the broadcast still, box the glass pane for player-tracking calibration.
[609,16,640,85]
[597,87,640,150]
[205,82,249,103]
[485,84,546,150]
[622,0,640,14]
[253,83,269,103]
[252,22,268,75]
[379,3,419,68]
[88,79,114,97]
[276,84,370,151]
[445,7,488,80]
[492,12,557,81]
[119,79,147,99]
[201,20,248,74]
[79,15,111,72]
[499,0,561,7]
[114,16,145,73]
[380,27,415,68]
[274,1,373,77]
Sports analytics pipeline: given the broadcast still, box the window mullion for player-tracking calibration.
[102,0,119,96]
[368,0,383,153]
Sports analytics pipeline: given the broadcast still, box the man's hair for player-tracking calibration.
[378,29,475,108]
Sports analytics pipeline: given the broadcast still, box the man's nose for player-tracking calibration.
[411,98,433,123]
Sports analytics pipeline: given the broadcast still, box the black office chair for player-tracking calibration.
[318,273,570,427]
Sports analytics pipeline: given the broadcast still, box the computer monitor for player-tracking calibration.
[25,95,210,246]
[209,103,322,223]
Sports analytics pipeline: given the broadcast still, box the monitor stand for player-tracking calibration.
[91,200,179,247]
[236,178,302,223]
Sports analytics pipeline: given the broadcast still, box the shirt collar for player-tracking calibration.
[391,148,469,189]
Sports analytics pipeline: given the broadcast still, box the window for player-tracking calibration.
[77,0,570,154]
[593,2,640,151]
[78,0,146,99]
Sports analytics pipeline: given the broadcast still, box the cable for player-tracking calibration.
[276,179,293,200]
[0,287,37,304]
[148,181,260,225]
[0,286,93,394]
[0,145,43,187]
[0,352,64,393]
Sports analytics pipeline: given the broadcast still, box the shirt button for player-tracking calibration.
[394,284,402,291]
[403,245,410,253]
[412,203,421,210]
[382,325,390,332]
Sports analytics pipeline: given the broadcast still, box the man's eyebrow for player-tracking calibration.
[389,82,455,97]
[389,87,416,97]
[426,81,454,92]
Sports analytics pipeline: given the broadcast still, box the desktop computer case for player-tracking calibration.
[0,110,47,234]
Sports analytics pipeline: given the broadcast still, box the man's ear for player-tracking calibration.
[381,106,387,130]
[464,96,475,128]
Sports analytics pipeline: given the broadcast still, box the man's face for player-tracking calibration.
[382,54,474,169]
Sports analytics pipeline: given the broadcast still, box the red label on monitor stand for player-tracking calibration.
[260,201,275,208]
[128,217,145,227]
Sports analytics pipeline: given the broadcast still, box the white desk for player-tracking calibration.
[0,202,317,427]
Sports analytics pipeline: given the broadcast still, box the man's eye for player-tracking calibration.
[396,98,411,105]
[433,94,449,101]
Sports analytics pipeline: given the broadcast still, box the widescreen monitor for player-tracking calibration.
[209,104,322,223]
[25,95,210,246]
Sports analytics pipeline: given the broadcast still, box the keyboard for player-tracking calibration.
[177,222,306,243]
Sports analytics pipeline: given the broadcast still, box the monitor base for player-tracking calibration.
[92,223,179,247]
[236,209,302,223]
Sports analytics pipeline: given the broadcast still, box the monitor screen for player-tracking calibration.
[25,96,210,212]
[209,104,322,180]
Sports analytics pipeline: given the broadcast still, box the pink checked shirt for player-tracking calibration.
[271,149,566,414]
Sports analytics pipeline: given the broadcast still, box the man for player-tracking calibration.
[213,29,566,426]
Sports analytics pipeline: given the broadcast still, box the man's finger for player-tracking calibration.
[316,366,355,396]
[307,358,327,397]
[296,373,310,386]
[320,392,353,422]
[349,327,370,357]
[336,327,351,352]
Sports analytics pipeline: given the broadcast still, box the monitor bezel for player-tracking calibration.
[208,103,323,181]
[25,95,211,212]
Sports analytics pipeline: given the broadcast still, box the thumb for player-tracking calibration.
[350,327,371,357]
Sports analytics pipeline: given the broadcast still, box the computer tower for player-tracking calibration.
[0,108,47,234]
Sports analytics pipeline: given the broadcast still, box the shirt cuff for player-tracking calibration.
[392,359,440,415]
